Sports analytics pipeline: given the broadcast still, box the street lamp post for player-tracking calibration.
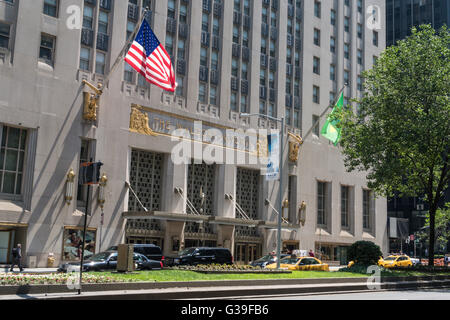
[240,113,285,269]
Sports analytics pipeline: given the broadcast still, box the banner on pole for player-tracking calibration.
[265,133,280,181]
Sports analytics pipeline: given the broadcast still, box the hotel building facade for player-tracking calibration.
[0,0,388,267]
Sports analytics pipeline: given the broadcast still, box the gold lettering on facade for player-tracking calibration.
[129,106,157,136]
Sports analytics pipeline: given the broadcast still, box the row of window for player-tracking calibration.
[317,181,375,231]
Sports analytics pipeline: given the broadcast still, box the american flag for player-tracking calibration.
[125,19,176,92]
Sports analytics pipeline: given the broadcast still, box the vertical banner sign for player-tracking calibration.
[266,133,280,181]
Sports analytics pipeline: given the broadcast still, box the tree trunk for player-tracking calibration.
[428,207,436,266]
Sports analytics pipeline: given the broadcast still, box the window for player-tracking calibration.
[330,36,335,53]
[344,17,350,33]
[294,111,300,128]
[79,47,90,71]
[330,9,336,26]
[357,23,362,39]
[98,11,109,35]
[240,95,247,113]
[0,23,10,49]
[317,181,327,226]
[313,85,320,104]
[330,64,335,81]
[39,34,56,65]
[363,189,374,230]
[0,126,27,196]
[230,92,237,111]
[312,115,320,136]
[357,49,363,65]
[200,47,208,67]
[344,70,350,85]
[344,43,350,60]
[314,1,321,18]
[259,101,266,114]
[95,52,106,75]
[199,83,207,103]
[373,31,379,46]
[341,186,349,228]
[210,86,217,105]
[286,107,291,125]
[269,72,274,89]
[357,76,363,91]
[268,103,275,117]
[176,77,184,96]
[83,5,94,29]
[43,0,59,18]
[313,28,320,46]
[124,63,134,82]
[313,56,320,75]
[357,0,362,13]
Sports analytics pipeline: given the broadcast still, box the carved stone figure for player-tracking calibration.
[129,106,157,136]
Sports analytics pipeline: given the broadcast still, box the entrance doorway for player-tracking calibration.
[283,241,299,253]
[0,231,13,264]
[235,243,259,265]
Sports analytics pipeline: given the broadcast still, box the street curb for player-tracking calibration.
[18,279,450,300]
[1,275,450,296]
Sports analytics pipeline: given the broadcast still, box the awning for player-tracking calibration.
[122,211,295,228]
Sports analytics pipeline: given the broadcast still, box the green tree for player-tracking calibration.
[347,241,383,266]
[417,203,450,253]
[336,25,450,266]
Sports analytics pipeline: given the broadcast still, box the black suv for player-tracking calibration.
[107,244,164,264]
[173,247,233,266]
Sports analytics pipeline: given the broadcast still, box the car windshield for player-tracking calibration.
[179,248,196,256]
[255,255,275,262]
[280,257,300,265]
[384,256,396,261]
[88,252,112,261]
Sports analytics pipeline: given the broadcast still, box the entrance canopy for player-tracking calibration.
[122,211,301,229]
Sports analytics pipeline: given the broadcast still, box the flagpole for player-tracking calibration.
[301,85,346,142]
[103,7,150,86]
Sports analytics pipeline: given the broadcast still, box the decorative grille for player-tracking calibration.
[185,162,215,234]
[128,149,163,231]
[235,168,259,237]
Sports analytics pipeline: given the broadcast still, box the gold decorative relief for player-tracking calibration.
[129,105,157,136]
[82,81,103,122]
[288,133,303,163]
[255,139,269,158]
[83,92,98,121]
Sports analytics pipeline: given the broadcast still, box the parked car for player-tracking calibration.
[172,247,233,266]
[250,254,290,268]
[410,257,421,266]
[107,244,164,265]
[378,255,412,268]
[58,251,162,272]
[265,256,329,271]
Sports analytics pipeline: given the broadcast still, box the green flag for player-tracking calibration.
[321,92,344,146]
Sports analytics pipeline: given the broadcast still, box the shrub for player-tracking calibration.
[347,240,383,266]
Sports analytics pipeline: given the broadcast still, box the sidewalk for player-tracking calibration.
[0,266,58,274]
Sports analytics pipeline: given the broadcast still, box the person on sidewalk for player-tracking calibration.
[308,249,315,257]
[10,244,24,272]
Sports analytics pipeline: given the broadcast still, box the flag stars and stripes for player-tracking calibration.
[125,19,176,92]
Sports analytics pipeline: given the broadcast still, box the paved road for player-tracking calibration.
[237,289,450,300]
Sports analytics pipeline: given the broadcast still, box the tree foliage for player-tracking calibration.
[336,25,450,265]
[347,241,383,266]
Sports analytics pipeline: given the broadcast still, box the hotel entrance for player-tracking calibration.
[234,243,260,265]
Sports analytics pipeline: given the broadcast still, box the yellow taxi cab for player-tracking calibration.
[266,256,329,271]
[378,255,412,268]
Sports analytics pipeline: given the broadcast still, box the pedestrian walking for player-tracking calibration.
[10,244,23,272]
